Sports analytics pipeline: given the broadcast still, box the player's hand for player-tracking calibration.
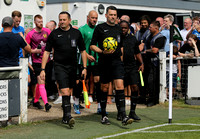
[138,63,144,72]
[87,55,96,62]
[103,50,115,54]
[81,69,87,80]
[40,70,45,81]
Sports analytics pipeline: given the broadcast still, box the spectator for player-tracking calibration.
[1,11,25,59]
[180,18,192,45]
[179,34,200,58]
[178,34,200,97]
[160,14,174,52]
[136,15,151,44]
[0,16,31,126]
[186,16,200,40]
[192,25,200,40]
[166,46,181,99]
[143,21,166,107]
[156,17,164,27]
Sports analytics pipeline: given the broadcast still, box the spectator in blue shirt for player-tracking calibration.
[1,11,25,58]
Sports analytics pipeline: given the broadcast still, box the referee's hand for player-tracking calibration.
[102,50,115,54]
[81,69,87,80]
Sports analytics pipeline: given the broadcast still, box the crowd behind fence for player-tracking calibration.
[159,52,200,103]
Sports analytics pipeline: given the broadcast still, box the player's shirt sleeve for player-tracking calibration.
[17,34,27,49]
[90,26,99,46]
[134,39,140,55]
[45,31,54,52]
[25,32,31,45]
[77,30,86,51]
[79,27,85,40]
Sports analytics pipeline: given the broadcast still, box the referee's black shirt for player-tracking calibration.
[90,23,123,64]
[123,34,140,70]
[46,26,85,66]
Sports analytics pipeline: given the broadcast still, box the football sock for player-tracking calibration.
[34,84,40,103]
[100,91,108,118]
[116,90,126,118]
[130,91,138,112]
[39,84,48,104]
[62,96,71,120]
[94,82,101,103]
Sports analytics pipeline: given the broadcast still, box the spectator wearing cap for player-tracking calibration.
[0,16,31,68]
[0,16,31,126]
[1,11,25,58]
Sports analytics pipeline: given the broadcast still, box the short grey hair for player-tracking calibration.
[164,14,174,23]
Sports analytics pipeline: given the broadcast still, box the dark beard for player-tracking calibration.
[140,28,147,33]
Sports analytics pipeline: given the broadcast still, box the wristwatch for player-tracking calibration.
[41,68,45,71]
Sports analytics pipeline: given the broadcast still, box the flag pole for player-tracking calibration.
[169,25,173,124]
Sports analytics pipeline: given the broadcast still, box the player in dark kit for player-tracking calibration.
[90,6,133,125]
[120,20,144,121]
[40,11,87,128]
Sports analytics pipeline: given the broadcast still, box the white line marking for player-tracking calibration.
[95,123,200,139]
[141,130,200,133]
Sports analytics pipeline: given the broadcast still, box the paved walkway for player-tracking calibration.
[18,100,146,123]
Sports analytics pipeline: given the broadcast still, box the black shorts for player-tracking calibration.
[32,63,42,77]
[54,63,76,89]
[86,65,100,79]
[124,68,139,87]
[31,62,52,85]
[99,60,124,84]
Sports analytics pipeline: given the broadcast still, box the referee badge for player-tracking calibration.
[71,39,76,47]
[117,35,121,43]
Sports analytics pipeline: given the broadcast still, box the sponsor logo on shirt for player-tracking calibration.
[58,35,62,37]
[104,30,109,32]
[43,34,47,38]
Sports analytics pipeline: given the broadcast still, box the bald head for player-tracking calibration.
[120,15,130,23]
[87,10,98,27]
[46,21,56,31]
[184,18,192,30]
[156,17,164,26]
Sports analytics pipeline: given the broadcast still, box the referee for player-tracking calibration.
[90,6,133,125]
[40,11,87,128]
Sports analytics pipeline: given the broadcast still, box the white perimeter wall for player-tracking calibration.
[0,0,46,30]
[46,2,195,28]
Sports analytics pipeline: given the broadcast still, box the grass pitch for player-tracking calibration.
[0,100,200,139]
